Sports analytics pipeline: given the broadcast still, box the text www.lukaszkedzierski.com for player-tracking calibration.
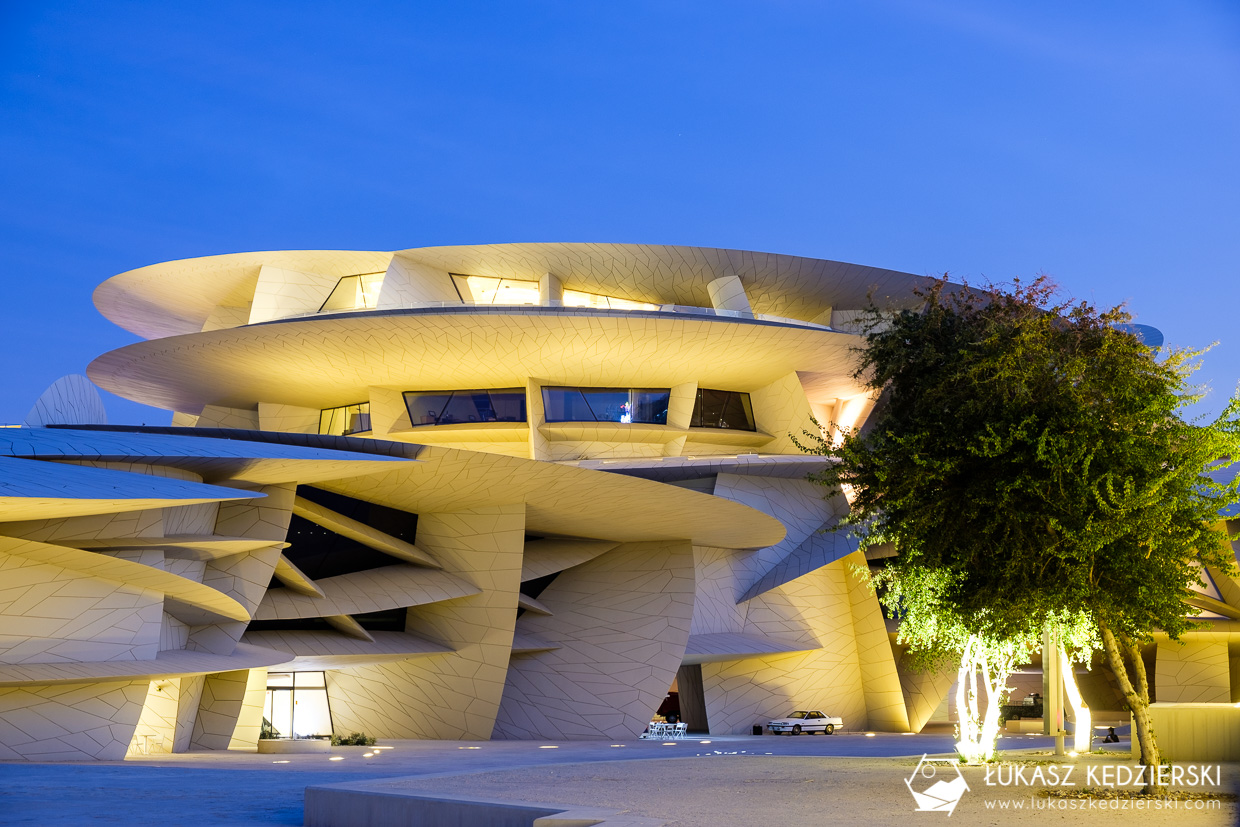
[984,797,1222,811]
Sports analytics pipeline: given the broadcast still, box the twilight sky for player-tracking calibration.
[1,1,1237,424]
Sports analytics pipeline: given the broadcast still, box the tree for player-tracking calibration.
[800,277,1240,783]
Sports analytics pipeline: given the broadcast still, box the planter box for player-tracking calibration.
[258,739,332,754]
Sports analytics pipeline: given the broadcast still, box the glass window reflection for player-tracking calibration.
[690,389,755,431]
[403,389,527,426]
[542,387,670,424]
[319,402,371,436]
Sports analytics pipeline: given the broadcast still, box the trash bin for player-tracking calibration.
[752,725,763,736]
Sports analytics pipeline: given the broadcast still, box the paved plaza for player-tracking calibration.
[3,731,1234,826]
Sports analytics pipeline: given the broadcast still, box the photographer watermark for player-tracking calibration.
[906,754,1228,816]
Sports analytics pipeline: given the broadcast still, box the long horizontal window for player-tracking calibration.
[690,389,755,431]
[319,402,371,436]
[403,388,527,426]
[450,273,657,310]
[451,274,540,305]
[319,273,384,312]
[542,387,670,424]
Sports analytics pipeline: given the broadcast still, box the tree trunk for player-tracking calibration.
[1099,621,1161,793]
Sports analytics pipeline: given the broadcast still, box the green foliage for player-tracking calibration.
[331,732,376,746]
[804,276,1240,646]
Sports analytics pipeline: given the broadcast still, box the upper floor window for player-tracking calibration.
[451,275,540,305]
[690,389,755,431]
[319,402,371,436]
[542,387,670,425]
[319,273,384,312]
[562,290,658,311]
[403,388,527,426]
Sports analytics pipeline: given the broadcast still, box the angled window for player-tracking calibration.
[319,273,384,312]
[319,402,371,436]
[690,389,755,431]
[450,274,540,305]
[403,388,528,426]
[541,387,670,424]
[563,289,658,311]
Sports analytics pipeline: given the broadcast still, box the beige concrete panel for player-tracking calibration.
[256,564,479,620]
[520,539,619,582]
[258,403,322,434]
[0,506,165,545]
[712,473,842,591]
[173,674,205,752]
[386,422,530,445]
[748,370,817,455]
[202,305,250,332]
[368,386,413,437]
[706,275,752,314]
[0,679,148,760]
[527,378,550,461]
[162,501,220,536]
[293,496,440,568]
[0,642,292,686]
[68,535,286,562]
[214,483,295,543]
[1143,703,1240,761]
[127,677,181,755]
[272,554,325,597]
[894,643,957,733]
[199,545,285,621]
[228,667,267,749]
[161,612,190,651]
[493,540,695,741]
[539,272,562,305]
[191,669,253,750]
[0,536,248,625]
[682,632,817,665]
[699,559,868,735]
[196,405,260,430]
[241,630,450,670]
[89,312,866,416]
[318,446,783,550]
[377,253,458,309]
[249,265,341,324]
[516,593,552,616]
[844,550,910,731]
[547,441,667,461]
[1156,639,1230,703]
[325,505,525,740]
[171,411,200,427]
[23,374,107,428]
[0,552,163,665]
[323,615,374,641]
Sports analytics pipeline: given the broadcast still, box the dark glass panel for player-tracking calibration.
[280,514,395,581]
[542,388,595,422]
[436,391,491,424]
[631,390,670,424]
[718,392,755,430]
[404,392,454,426]
[489,389,527,422]
[353,607,407,631]
[690,389,756,431]
[581,389,631,423]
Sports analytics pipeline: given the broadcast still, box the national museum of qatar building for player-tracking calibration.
[0,243,1233,760]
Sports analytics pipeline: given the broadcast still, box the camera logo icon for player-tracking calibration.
[906,754,969,815]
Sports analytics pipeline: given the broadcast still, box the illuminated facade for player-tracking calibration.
[2,243,1229,760]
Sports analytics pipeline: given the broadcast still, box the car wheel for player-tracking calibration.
[792,724,802,735]
[825,724,834,735]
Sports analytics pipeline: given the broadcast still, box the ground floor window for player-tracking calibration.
[262,671,332,739]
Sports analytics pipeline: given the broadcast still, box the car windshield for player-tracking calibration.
[787,711,807,719]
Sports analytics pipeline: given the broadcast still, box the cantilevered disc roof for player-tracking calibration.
[93,243,931,340]
[89,310,865,413]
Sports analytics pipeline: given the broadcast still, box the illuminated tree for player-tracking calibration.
[800,277,1240,783]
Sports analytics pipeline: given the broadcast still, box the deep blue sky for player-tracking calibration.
[2,1,1238,425]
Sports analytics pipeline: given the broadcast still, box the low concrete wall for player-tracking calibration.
[257,738,331,754]
[1137,703,1240,761]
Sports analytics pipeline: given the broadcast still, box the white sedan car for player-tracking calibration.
[767,710,842,735]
